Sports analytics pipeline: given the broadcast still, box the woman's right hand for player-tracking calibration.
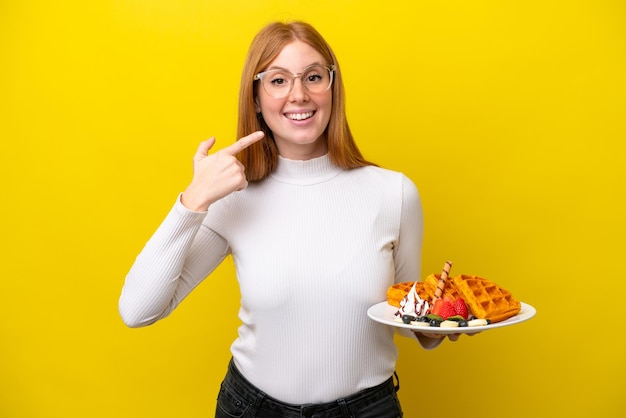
[181,131,265,211]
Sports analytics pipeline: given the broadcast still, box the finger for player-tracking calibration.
[414,332,444,339]
[236,178,249,192]
[195,137,216,160]
[222,131,265,156]
[448,334,460,342]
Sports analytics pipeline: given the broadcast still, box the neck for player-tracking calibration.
[274,137,328,160]
[270,153,343,186]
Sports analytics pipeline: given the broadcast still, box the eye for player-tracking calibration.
[266,70,291,87]
[303,67,326,84]
[305,74,323,83]
[270,77,287,86]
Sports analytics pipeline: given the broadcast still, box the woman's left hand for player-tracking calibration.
[413,331,481,342]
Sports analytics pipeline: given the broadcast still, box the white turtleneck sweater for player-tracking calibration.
[119,154,424,404]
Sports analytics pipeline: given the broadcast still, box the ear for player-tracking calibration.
[254,96,261,114]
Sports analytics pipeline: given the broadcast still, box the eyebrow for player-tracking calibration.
[265,62,324,72]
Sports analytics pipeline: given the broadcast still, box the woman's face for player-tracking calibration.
[255,41,332,160]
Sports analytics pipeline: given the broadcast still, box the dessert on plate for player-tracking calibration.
[387,261,521,327]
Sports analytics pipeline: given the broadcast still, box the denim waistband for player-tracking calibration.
[222,359,399,418]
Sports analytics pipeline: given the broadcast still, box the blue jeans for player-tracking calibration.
[215,359,403,418]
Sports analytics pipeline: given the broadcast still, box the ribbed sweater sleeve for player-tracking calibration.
[118,196,230,327]
[392,177,445,349]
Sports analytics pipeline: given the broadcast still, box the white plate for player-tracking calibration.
[367,301,536,334]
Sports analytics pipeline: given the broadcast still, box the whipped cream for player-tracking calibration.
[395,282,430,319]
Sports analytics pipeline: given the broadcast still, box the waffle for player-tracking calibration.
[386,281,430,308]
[423,274,462,302]
[452,275,521,323]
[386,274,460,308]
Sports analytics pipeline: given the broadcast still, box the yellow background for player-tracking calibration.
[1,1,625,417]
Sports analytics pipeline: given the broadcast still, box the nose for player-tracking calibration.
[288,76,308,102]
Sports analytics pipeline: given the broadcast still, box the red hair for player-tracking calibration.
[237,21,375,181]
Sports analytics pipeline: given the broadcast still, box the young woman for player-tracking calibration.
[119,21,455,418]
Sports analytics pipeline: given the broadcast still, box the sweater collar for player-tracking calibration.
[270,154,343,185]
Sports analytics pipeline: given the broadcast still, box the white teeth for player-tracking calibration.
[286,112,314,120]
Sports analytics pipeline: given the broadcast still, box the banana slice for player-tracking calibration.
[467,319,488,327]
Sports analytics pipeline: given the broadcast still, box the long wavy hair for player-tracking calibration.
[236,21,375,181]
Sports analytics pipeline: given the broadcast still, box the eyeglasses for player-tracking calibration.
[254,64,335,98]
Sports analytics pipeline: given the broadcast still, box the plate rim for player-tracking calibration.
[367,301,536,334]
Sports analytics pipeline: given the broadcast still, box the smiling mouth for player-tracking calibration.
[285,111,315,121]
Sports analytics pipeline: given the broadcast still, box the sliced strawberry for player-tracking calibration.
[453,297,469,320]
[431,299,443,316]
[439,300,457,319]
